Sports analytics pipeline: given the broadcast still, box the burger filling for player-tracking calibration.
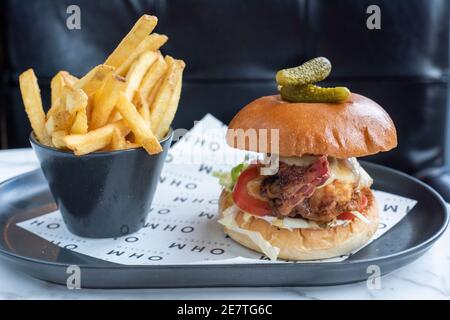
[217,155,373,224]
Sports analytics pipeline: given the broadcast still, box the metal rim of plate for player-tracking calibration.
[0,162,448,288]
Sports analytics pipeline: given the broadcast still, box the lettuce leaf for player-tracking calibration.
[218,205,280,261]
[212,162,249,192]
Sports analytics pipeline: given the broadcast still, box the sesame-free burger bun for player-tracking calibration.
[226,94,397,158]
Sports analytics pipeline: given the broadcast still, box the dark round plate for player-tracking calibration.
[0,162,448,288]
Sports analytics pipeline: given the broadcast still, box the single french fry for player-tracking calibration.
[112,119,132,137]
[116,93,162,154]
[50,71,68,109]
[137,96,151,124]
[105,15,158,69]
[90,74,126,129]
[19,69,51,145]
[137,52,167,102]
[109,127,127,151]
[116,34,168,76]
[50,74,64,113]
[107,110,123,123]
[71,108,88,134]
[47,87,80,135]
[125,141,140,149]
[64,86,88,115]
[86,99,94,123]
[52,130,68,149]
[147,76,164,107]
[124,51,158,101]
[62,72,79,85]
[45,106,58,132]
[46,104,68,136]
[48,71,78,119]
[75,64,115,96]
[45,116,55,136]
[155,60,185,140]
[64,121,128,155]
[49,109,76,134]
[64,124,114,156]
[149,56,183,132]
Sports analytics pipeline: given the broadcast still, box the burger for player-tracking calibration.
[216,58,397,261]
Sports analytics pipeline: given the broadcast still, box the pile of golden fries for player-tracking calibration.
[19,15,185,156]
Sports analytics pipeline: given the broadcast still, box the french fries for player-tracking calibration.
[105,15,158,68]
[136,52,167,104]
[19,15,184,156]
[149,56,184,133]
[19,69,52,145]
[134,53,168,126]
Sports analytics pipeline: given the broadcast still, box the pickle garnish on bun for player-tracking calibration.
[277,57,350,103]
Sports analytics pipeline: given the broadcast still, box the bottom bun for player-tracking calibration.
[219,189,379,261]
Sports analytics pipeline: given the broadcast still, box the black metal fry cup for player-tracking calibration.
[30,129,173,238]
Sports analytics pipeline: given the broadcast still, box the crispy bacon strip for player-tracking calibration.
[261,156,330,216]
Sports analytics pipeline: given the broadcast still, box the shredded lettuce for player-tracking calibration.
[247,213,319,230]
[212,162,249,192]
[350,211,371,224]
[218,205,280,261]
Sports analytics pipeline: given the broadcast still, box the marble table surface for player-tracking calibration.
[0,148,449,300]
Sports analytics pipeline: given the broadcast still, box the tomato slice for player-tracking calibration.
[360,194,368,210]
[232,165,271,216]
[337,211,354,220]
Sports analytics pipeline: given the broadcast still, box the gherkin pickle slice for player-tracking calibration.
[276,57,331,87]
[280,84,351,103]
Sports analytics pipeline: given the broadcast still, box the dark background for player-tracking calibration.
[1,0,450,197]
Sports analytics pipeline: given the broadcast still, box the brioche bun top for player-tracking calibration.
[226,94,397,158]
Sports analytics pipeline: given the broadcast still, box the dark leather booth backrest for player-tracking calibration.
[1,0,449,175]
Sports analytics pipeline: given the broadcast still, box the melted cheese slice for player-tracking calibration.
[279,155,318,167]
[320,157,373,189]
[280,156,373,189]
